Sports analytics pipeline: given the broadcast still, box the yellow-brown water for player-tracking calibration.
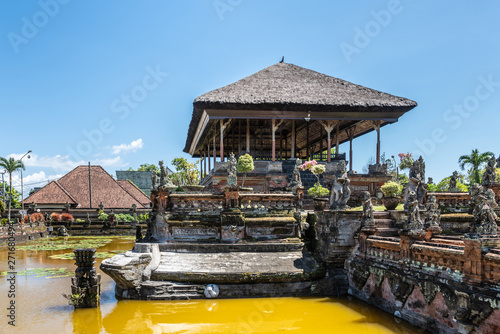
[0,237,422,334]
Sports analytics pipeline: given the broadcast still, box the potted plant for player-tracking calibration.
[380,181,402,210]
[302,160,330,210]
[237,153,254,190]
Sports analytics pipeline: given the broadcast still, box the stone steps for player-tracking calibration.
[134,240,305,253]
[374,218,394,228]
[375,227,400,237]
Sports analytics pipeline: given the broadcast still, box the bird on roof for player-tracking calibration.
[280,56,284,63]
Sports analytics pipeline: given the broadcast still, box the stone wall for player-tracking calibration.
[347,257,500,334]
[0,222,47,245]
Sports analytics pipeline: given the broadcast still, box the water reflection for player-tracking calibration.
[0,237,422,334]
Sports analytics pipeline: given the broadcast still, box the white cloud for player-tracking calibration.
[111,138,143,155]
[8,153,84,172]
[93,156,125,167]
[8,171,64,197]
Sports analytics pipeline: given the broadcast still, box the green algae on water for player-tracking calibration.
[0,267,72,278]
[49,250,127,260]
[17,236,135,251]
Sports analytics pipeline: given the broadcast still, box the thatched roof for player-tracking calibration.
[184,62,417,153]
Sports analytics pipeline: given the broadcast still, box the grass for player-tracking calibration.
[17,236,135,251]
[0,267,72,278]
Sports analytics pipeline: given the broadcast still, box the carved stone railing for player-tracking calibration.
[359,233,500,285]
[239,193,299,211]
[169,194,225,213]
[426,192,470,211]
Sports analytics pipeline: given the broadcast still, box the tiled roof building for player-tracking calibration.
[23,165,150,209]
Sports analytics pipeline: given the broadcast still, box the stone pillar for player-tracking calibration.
[463,235,483,284]
[67,248,101,308]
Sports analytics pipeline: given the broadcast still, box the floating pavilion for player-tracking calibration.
[184,62,417,193]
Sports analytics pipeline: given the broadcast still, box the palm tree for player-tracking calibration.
[458,149,494,184]
[0,157,25,224]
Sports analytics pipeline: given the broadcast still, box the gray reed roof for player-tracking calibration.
[184,62,417,153]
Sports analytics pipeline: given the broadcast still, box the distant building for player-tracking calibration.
[116,168,173,196]
[23,165,150,209]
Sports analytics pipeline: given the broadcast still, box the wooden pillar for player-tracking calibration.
[271,119,284,162]
[336,121,340,156]
[213,135,216,166]
[272,119,276,162]
[319,127,323,160]
[346,126,356,172]
[204,151,207,177]
[199,157,202,182]
[279,130,283,160]
[208,144,211,173]
[319,121,335,163]
[306,122,310,160]
[220,120,228,162]
[373,121,382,164]
[291,120,296,159]
[246,119,250,153]
[238,119,242,153]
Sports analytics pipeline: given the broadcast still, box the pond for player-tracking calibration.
[0,236,423,334]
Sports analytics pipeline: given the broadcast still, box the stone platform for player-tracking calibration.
[101,240,325,300]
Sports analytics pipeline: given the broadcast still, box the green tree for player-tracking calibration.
[458,149,494,184]
[237,154,254,187]
[170,157,199,186]
[0,183,21,208]
[435,175,468,192]
[127,163,160,173]
[0,157,25,224]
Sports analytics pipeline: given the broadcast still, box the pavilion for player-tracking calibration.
[184,62,417,194]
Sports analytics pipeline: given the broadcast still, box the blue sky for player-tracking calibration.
[1,0,500,195]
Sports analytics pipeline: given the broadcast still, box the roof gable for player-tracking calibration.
[23,181,77,205]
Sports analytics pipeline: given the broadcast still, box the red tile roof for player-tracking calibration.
[117,180,151,206]
[23,165,149,209]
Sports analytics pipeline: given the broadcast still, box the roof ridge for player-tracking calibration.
[54,180,78,204]
[115,178,146,208]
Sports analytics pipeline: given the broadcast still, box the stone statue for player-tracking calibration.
[449,171,458,192]
[287,159,303,192]
[482,156,496,186]
[159,160,167,187]
[99,201,104,211]
[404,157,426,209]
[485,188,498,209]
[425,195,440,227]
[158,160,175,189]
[151,171,158,190]
[329,163,350,210]
[427,177,434,185]
[472,193,498,235]
[361,191,374,227]
[227,153,237,186]
[405,191,423,230]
